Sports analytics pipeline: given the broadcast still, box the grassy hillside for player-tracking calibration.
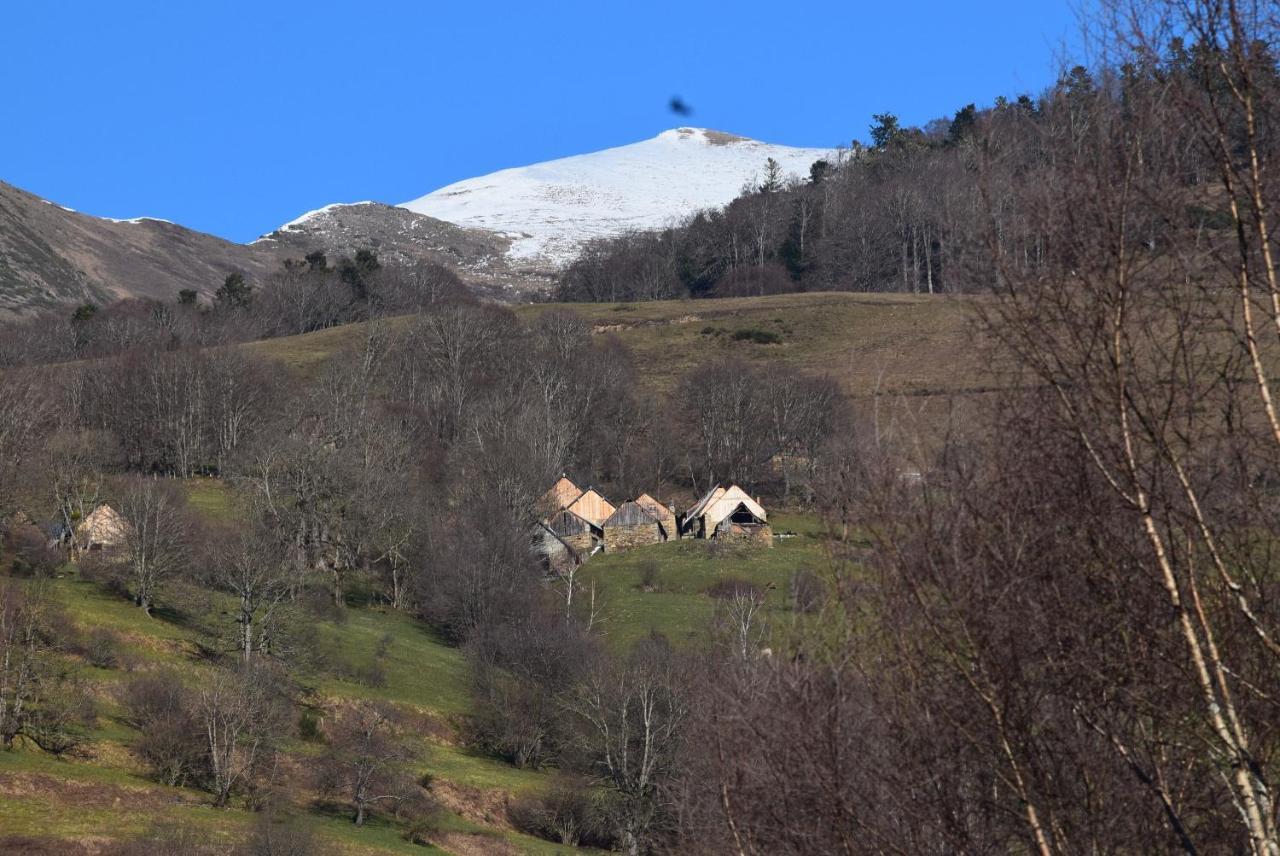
[580,512,831,652]
[523,292,981,398]
[245,292,982,399]
[1,484,834,854]
[0,568,574,855]
[3,293,919,853]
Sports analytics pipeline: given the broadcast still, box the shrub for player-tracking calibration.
[731,327,782,344]
[120,671,202,787]
[78,549,127,594]
[789,568,825,613]
[298,707,323,742]
[509,776,615,848]
[357,661,387,688]
[2,523,62,577]
[707,537,745,560]
[102,821,220,855]
[84,627,123,669]
[402,807,447,846]
[244,810,317,856]
[703,577,764,601]
[300,587,347,624]
[25,677,97,756]
[637,558,661,592]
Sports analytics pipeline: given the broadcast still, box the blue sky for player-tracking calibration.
[2,1,1081,243]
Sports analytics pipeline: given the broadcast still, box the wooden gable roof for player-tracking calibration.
[603,500,660,529]
[539,476,583,515]
[546,508,597,537]
[566,488,616,528]
[634,493,675,524]
[685,485,767,531]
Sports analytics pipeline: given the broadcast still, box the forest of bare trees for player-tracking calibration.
[665,3,1280,854]
[0,268,844,850]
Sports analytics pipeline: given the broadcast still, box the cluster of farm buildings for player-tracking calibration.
[19,479,773,575]
[532,476,771,572]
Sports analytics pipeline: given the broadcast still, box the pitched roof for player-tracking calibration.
[685,485,767,532]
[566,488,616,528]
[539,476,583,514]
[546,508,596,537]
[76,504,130,546]
[534,522,583,564]
[634,493,675,522]
[684,485,727,521]
[603,500,660,528]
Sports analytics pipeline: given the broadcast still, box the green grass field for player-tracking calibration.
[0,566,576,854]
[2,504,833,853]
[582,512,831,651]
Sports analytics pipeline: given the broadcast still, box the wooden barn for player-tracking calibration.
[602,501,666,553]
[679,485,772,546]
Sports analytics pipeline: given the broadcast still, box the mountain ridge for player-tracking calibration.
[0,128,834,315]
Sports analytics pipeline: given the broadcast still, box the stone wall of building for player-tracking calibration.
[561,532,595,557]
[604,522,662,553]
[719,522,774,547]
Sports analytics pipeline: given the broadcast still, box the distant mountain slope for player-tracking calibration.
[0,129,834,316]
[0,186,522,317]
[0,180,277,317]
[397,128,833,266]
[254,201,536,298]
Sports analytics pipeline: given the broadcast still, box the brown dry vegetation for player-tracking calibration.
[246,291,986,443]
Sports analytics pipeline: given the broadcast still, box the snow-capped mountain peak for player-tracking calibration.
[398,128,833,266]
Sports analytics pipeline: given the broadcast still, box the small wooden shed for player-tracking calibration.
[602,501,664,553]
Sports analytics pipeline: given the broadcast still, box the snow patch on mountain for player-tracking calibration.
[279,202,376,230]
[398,128,833,266]
[105,216,176,225]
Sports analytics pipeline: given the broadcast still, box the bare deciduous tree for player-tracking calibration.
[116,476,193,614]
[196,664,289,808]
[565,638,689,856]
[318,702,418,826]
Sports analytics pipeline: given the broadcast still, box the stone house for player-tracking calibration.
[602,501,665,553]
[532,521,584,575]
[633,493,677,537]
[75,505,129,551]
[543,508,599,557]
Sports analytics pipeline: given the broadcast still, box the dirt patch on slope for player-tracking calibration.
[429,831,521,856]
[0,771,191,811]
[432,778,513,828]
